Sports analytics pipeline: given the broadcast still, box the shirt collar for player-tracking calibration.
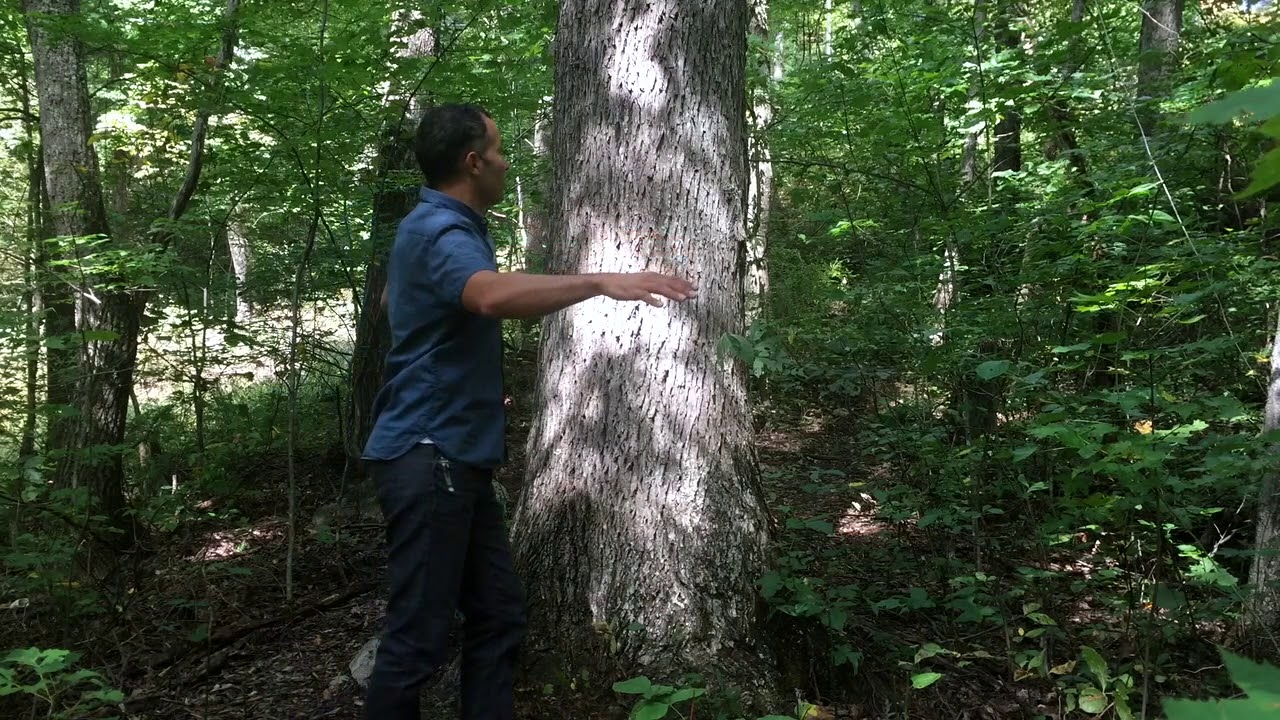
[420,186,489,233]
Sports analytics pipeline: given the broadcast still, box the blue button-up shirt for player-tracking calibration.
[361,187,506,468]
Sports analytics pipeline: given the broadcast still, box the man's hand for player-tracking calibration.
[597,272,698,307]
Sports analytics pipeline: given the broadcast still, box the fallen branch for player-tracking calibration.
[132,581,377,681]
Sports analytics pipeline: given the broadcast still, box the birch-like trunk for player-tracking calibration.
[746,0,774,323]
[512,0,773,690]
[1249,308,1280,629]
[228,220,252,322]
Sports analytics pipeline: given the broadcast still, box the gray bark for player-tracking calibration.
[511,0,773,692]
[1249,308,1280,629]
[26,0,131,533]
[24,0,91,472]
[1135,0,1183,131]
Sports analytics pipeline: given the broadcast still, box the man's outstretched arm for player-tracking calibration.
[461,270,697,320]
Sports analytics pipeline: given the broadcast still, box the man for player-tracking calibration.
[361,103,697,720]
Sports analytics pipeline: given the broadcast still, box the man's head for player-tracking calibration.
[414,103,509,211]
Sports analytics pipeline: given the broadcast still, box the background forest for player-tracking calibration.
[2,0,1280,718]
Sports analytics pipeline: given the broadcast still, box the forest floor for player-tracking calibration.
[1,352,1240,719]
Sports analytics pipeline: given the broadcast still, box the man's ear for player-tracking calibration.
[462,150,480,175]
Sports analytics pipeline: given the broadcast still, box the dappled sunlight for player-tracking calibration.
[837,493,907,538]
[188,519,285,562]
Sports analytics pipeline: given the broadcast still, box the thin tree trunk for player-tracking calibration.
[746,0,774,324]
[934,0,986,346]
[1249,307,1280,629]
[522,109,551,272]
[823,0,833,57]
[1044,0,1090,184]
[17,40,41,463]
[511,0,774,695]
[228,219,252,322]
[344,9,436,464]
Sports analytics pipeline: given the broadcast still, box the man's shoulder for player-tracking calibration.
[400,200,476,237]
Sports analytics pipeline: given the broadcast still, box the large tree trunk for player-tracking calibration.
[25,0,132,535]
[1249,308,1280,629]
[992,4,1021,175]
[511,0,774,692]
[1044,0,1090,184]
[745,0,774,324]
[1135,0,1183,132]
[344,11,435,463]
[24,1,83,470]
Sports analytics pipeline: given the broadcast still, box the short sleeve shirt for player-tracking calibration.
[361,187,505,467]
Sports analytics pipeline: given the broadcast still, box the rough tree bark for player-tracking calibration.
[1135,0,1183,132]
[26,0,240,546]
[510,0,774,693]
[344,10,435,464]
[1248,309,1280,630]
[23,0,81,471]
[25,0,130,532]
[745,0,774,323]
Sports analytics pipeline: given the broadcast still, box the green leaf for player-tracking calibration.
[1115,689,1135,720]
[1187,81,1280,124]
[1236,146,1280,198]
[633,699,671,720]
[975,360,1011,380]
[915,643,947,663]
[1219,648,1280,700]
[824,607,847,632]
[1164,697,1280,719]
[1154,583,1187,611]
[911,672,942,689]
[1052,343,1092,354]
[668,687,705,703]
[613,676,653,695]
[80,329,121,342]
[1078,686,1108,714]
[1080,646,1109,690]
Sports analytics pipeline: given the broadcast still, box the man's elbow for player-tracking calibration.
[462,271,508,318]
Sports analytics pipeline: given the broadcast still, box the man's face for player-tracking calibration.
[470,116,509,208]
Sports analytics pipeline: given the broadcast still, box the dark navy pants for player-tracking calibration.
[365,444,526,719]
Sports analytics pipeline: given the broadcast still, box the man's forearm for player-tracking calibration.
[461,271,602,319]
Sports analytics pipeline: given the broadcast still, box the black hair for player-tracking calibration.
[413,103,492,187]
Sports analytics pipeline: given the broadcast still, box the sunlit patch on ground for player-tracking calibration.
[188,520,286,562]
[837,493,912,538]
